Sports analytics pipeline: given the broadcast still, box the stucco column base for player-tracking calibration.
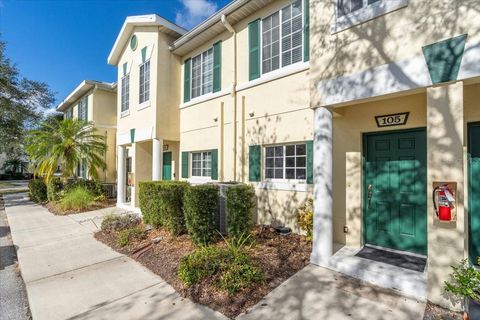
[311,106,334,267]
[152,138,163,181]
[426,82,466,311]
[116,145,126,206]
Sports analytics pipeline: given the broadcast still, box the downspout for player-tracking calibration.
[221,14,238,181]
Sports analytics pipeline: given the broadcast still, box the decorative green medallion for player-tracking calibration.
[130,35,138,51]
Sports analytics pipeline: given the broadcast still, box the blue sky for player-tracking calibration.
[0,0,230,110]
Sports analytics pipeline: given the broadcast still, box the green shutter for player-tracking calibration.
[130,128,135,144]
[82,159,87,179]
[248,19,261,81]
[211,149,218,180]
[306,140,313,184]
[184,58,191,103]
[141,47,147,63]
[213,41,222,93]
[181,152,189,178]
[422,34,467,84]
[249,145,261,182]
[303,0,310,62]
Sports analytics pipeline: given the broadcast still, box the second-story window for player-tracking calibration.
[121,74,130,112]
[337,0,380,17]
[191,48,213,99]
[261,0,303,75]
[78,97,88,121]
[139,60,150,104]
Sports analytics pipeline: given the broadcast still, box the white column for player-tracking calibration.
[117,145,125,205]
[311,106,333,267]
[152,138,163,181]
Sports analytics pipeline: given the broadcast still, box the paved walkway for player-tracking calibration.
[3,193,226,320]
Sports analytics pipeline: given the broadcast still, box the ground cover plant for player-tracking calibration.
[58,186,95,211]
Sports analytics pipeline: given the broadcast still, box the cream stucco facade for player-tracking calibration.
[309,0,480,309]
[57,80,117,183]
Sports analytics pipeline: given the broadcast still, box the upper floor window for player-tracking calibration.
[191,48,213,99]
[337,0,380,16]
[121,74,130,112]
[65,108,73,119]
[139,60,150,104]
[261,0,303,75]
[78,97,88,121]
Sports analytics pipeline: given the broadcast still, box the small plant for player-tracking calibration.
[47,177,63,202]
[177,246,227,285]
[101,214,140,232]
[296,198,314,241]
[220,231,254,257]
[218,257,264,294]
[117,226,146,247]
[64,179,106,198]
[28,179,47,203]
[444,258,480,303]
[225,184,255,238]
[59,186,95,211]
[183,184,219,245]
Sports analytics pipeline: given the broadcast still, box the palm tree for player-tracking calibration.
[2,158,28,174]
[26,118,106,183]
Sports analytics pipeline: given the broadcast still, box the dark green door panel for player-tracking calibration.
[163,152,172,181]
[364,129,427,255]
[468,123,480,265]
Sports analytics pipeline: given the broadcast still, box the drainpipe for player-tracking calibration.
[221,14,238,181]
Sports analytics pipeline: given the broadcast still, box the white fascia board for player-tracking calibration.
[108,14,187,65]
[56,80,116,111]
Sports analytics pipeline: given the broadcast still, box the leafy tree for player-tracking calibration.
[0,39,55,153]
[26,118,107,183]
[1,158,27,174]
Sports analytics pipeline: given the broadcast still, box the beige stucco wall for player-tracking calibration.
[310,0,480,90]
[178,0,312,230]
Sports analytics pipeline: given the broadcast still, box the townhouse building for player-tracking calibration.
[309,0,480,309]
[57,80,117,183]
[107,0,480,309]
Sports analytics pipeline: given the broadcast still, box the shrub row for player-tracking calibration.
[138,182,255,245]
[46,178,107,202]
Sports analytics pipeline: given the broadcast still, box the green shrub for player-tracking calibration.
[178,244,263,294]
[296,199,314,241]
[183,184,219,245]
[28,179,47,203]
[59,186,95,211]
[47,177,63,202]
[101,213,140,232]
[139,181,189,235]
[65,179,106,198]
[226,184,255,237]
[117,226,146,247]
[444,258,480,303]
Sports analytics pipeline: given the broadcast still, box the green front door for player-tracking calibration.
[162,152,172,181]
[364,129,427,255]
[468,122,480,265]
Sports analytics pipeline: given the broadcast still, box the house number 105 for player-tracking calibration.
[375,112,409,128]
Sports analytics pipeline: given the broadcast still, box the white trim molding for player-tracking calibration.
[258,180,311,192]
[187,177,214,184]
[237,61,310,92]
[120,109,130,118]
[331,0,409,34]
[138,101,151,111]
[181,89,230,109]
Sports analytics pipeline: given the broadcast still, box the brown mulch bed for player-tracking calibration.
[44,199,116,215]
[423,302,464,320]
[95,225,312,318]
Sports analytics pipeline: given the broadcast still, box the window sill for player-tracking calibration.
[236,61,310,92]
[331,0,408,34]
[138,101,151,111]
[181,89,231,109]
[257,180,311,192]
[120,109,130,118]
[187,177,215,184]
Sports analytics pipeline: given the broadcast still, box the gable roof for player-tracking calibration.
[56,80,116,112]
[108,14,187,65]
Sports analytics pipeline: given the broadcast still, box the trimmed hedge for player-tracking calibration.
[47,177,63,202]
[138,181,189,235]
[28,179,47,203]
[226,184,255,238]
[183,184,219,245]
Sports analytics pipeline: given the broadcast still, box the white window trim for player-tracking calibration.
[188,176,213,184]
[121,74,130,114]
[190,48,214,100]
[258,180,310,192]
[120,109,130,118]
[263,143,307,183]
[331,0,408,33]
[190,151,212,178]
[139,60,150,104]
[138,100,151,111]
[181,88,230,109]
[260,0,304,76]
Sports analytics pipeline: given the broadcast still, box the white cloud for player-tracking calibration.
[175,0,219,30]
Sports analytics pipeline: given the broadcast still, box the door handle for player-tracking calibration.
[367,184,374,209]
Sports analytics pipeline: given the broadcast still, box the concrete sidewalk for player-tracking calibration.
[4,193,227,320]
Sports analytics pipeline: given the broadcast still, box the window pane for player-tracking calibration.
[286,169,295,179]
[351,0,363,11]
[266,147,274,157]
[281,1,303,69]
[265,158,274,167]
[265,169,274,179]
[286,145,295,156]
[202,48,213,95]
[296,144,306,155]
[191,55,202,98]
[274,157,283,167]
[296,156,306,167]
[274,146,283,156]
[296,169,306,179]
[274,169,283,179]
[262,12,280,75]
[286,157,295,167]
